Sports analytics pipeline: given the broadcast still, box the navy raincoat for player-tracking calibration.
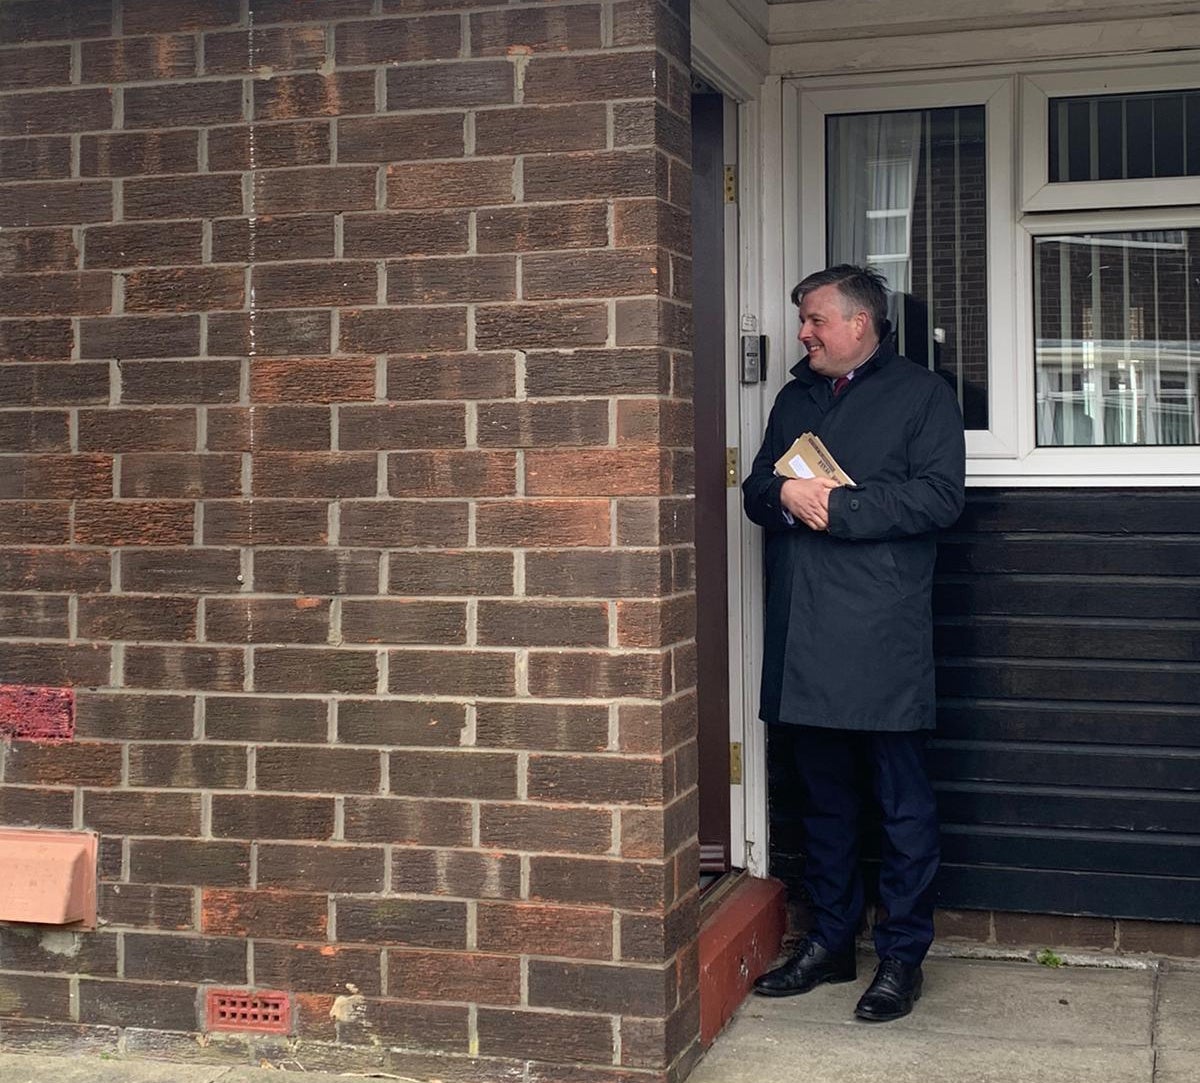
[742,342,966,731]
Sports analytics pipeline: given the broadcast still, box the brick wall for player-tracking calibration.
[0,1,700,1080]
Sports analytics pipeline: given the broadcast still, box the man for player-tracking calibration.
[742,265,965,1022]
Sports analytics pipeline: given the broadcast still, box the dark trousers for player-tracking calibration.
[791,726,939,967]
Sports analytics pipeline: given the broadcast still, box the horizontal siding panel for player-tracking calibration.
[937,536,1200,576]
[937,700,1200,748]
[934,576,1200,620]
[955,491,1200,534]
[934,617,1200,663]
[936,659,1200,705]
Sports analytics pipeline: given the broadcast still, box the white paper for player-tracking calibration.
[787,455,816,479]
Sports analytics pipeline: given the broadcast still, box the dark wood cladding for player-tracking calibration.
[770,488,1200,923]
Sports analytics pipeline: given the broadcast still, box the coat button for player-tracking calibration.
[849,498,860,510]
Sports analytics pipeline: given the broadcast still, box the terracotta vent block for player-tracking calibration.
[0,684,75,740]
[0,828,98,928]
[206,989,291,1034]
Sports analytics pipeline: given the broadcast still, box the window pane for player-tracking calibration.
[826,106,988,429]
[1034,229,1200,447]
[1048,89,1200,182]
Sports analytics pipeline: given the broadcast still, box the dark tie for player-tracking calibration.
[833,376,850,397]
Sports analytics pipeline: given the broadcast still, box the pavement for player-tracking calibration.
[0,953,1197,1083]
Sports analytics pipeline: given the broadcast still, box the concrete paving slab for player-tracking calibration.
[1154,1049,1200,1083]
[0,1052,355,1083]
[1155,970,1200,1051]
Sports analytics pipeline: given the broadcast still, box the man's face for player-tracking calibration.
[796,284,870,377]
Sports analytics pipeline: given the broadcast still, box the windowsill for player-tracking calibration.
[967,444,1200,486]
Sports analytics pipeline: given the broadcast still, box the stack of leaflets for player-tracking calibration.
[774,433,855,486]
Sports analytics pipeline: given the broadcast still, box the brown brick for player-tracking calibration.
[614,198,690,253]
[343,796,470,846]
[77,595,198,642]
[336,896,466,948]
[618,497,690,547]
[477,600,608,647]
[83,789,201,837]
[336,15,460,64]
[338,700,465,747]
[387,60,513,110]
[252,166,378,214]
[0,549,110,594]
[130,838,250,887]
[1,272,111,317]
[4,740,121,786]
[477,402,609,448]
[529,650,670,698]
[73,501,193,547]
[255,0,374,19]
[386,256,514,305]
[614,0,689,57]
[253,72,376,120]
[994,912,1116,950]
[124,645,245,691]
[0,454,111,500]
[251,452,376,497]
[529,959,672,1016]
[207,120,331,170]
[339,307,467,354]
[84,221,202,269]
[80,314,199,359]
[81,35,197,83]
[477,203,608,254]
[256,843,385,893]
[256,745,381,794]
[0,135,70,180]
[620,893,697,962]
[0,974,72,1023]
[388,649,516,697]
[123,266,245,313]
[211,213,335,262]
[1120,919,1200,956]
[387,450,516,498]
[477,1007,612,1065]
[253,942,382,996]
[0,592,70,634]
[475,702,609,752]
[0,228,77,273]
[529,754,665,805]
[250,356,375,403]
[77,408,194,452]
[0,88,111,136]
[0,362,109,406]
[338,113,464,162]
[531,856,668,911]
[78,978,198,1031]
[342,404,465,453]
[387,551,512,596]
[367,1001,469,1053]
[123,80,242,129]
[386,160,514,210]
[119,453,241,498]
[123,932,245,984]
[476,104,607,156]
[0,0,110,42]
[254,548,381,595]
[614,100,690,160]
[211,793,335,840]
[120,547,240,593]
[386,949,520,1005]
[387,353,514,401]
[0,43,71,91]
[341,599,466,645]
[124,174,243,221]
[393,847,521,900]
[202,501,328,552]
[524,148,661,201]
[99,884,194,930]
[617,596,695,648]
[204,25,327,74]
[480,803,612,855]
[206,406,331,452]
[205,596,330,643]
[201,889,327,939]
[389,749,517,800]
[477,902,613,959]
[472,6,601,55]
[128,742,246,788]
[0,503,71,545]
[208,309,330,356]
[251,260,376,308]
[339,500,468,547]
[0,409,69,453]
[254,647,379,694]
[0,319,74,362]
[530,448,686,497]
[525,50,663,104]
[204,695,328,744]
[343,211,467,259]
[475,303,607,349]
[524,248,662,300]
[616,398,692,448]
[122,0,240,33]
[76,692,194,741]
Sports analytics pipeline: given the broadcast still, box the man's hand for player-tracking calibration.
[781,477,840,531]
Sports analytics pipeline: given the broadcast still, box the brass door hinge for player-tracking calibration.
[729,742,743,785]
[723,164,737,203]
[725,446,738,487]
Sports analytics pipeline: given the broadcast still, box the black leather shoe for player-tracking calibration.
[854,958,922,1021]
[752,938,857,997]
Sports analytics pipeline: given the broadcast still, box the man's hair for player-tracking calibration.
[790,264,890,338]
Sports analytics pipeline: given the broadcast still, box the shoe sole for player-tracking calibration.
[853,985,922,1022]
[753,973,858,998]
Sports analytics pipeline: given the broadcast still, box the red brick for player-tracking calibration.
[387,451,516,498]
[387,353,514,401]
[0,454,112,500]
[207,120,330,171]
[476,401,609,448]
[471,6,601,55]
[341,600,466,645]
[0,272,111,317]
[80,314,199,359]
[252,452,376,498]
[256,843,385,893]
[0,411,70,453]
[0,43,71,91]
[211,794,335,840]
[77,595,198,642]
[524,148,662,201]
[524,50,664,104]
[201,889,328,939]
[475,303,607,349]
[477,1008,613,1065]
[0,502,71,545]
[392,847,521,900]
[340,308,466,354]
[123,80,242,128]
[526,449,679,496]
[477,204,608,254]
[3,740,120,786]
[80,35,197,83]
[254,548,381,595]
[343,796,470,846]
[251,260,377,308]
[474,701,609,752]
[122,0,239,33]
[385,949,520,1005]
[119,453,241,498]
[388,649,516,697]
[124,645,245,691]
[124,174,243,220]
[0,88,111,136]
[475,499,610,548]
[205,597,331,644]
[343,211,468,258]
[477,600,609,647]
[208,309,330,356]
[204,25,327,74]
[128,742,246,788]
[476,902,614,959]
[0,319,74,362]
[387,256,515,305]
[337,700,465,748]
[0,135,70,180]
[523,248,663,300]
[252,166,378,214]
[0,228,77,273]
[204,695,328,743]
[83,222,203,269]
[339,404,465,451]
[336,15,460,64]
[338,113,464,163]
[250,356,375,403]
[386,160,514,210]
[253,72,376,121]
[338,500,468,547]
[253,647,379,694]
[480,803,612,855]
[119,359,242,403]
[129,839,250,887]
[123,266,245,313]
[202,500,329,545]
[387,551,512,596]
[120,547,240,594]
[211,213,334,263]
[476,104,607,156]
[83,789,201,837]
[528,650,670,698]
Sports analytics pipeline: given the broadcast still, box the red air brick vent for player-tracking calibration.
[205,990,290,1034]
